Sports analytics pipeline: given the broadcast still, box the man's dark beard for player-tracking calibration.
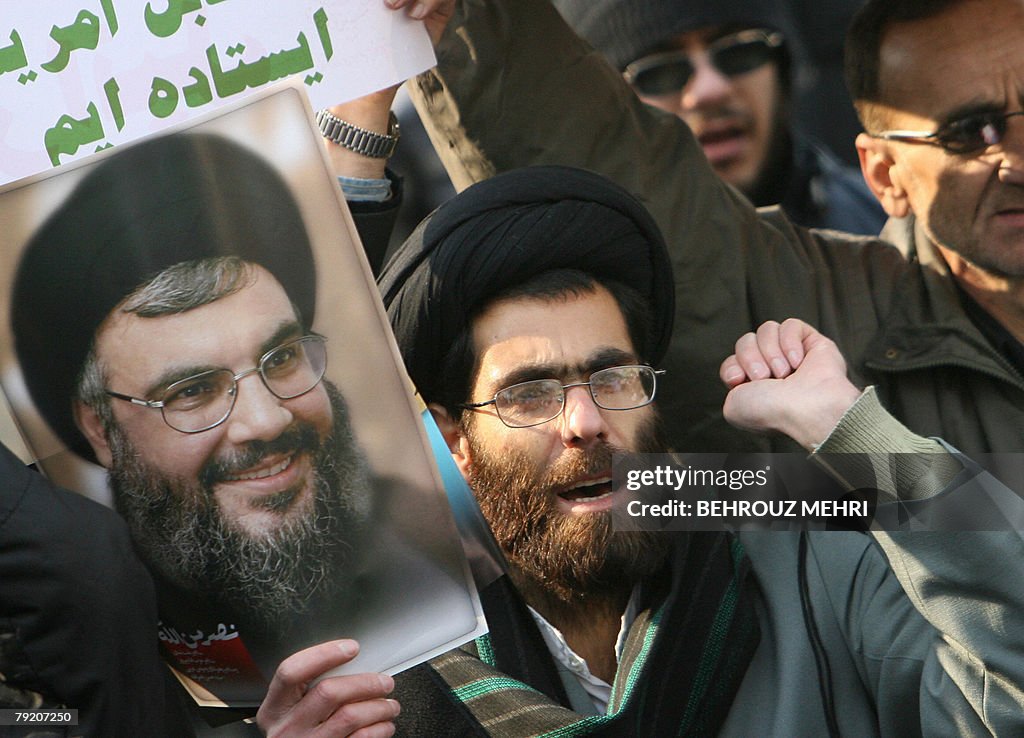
[108,381,371,635]
[465,416,670,604]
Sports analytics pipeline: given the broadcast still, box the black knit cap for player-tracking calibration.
[11,133,316,461]
[553,0,792,72]
[377,165,674,406]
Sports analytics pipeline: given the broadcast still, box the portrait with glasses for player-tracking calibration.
[0,88,483,707]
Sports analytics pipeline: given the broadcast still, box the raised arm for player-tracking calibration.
[406,0,740,236]
[320,2,456,274]
[721,319,1024,733]
[399,0,910,455]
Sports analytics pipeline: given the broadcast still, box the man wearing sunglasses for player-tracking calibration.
[553,0,885,234]
[400,0,1024,462]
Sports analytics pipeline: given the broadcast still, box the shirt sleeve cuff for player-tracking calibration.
[337,175,392,203]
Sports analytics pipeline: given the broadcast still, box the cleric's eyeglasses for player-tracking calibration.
[872,110,1024,155]
[105,335,328,433]
[461,365,665,429]
[623,29,783,97]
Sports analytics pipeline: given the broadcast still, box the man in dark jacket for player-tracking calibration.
[553,0,885,234]
[0,441,186,737]
[259,165,1024,736]
[403,0,1024,460]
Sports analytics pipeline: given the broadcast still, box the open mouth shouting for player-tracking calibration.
[696,121,750,168]
[556,474,615,514]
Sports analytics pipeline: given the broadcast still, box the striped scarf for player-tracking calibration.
[420,532,759,737]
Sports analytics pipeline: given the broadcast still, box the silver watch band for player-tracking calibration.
[315,109,400,159]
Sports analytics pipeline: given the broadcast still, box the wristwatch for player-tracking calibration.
[315,109,400,159]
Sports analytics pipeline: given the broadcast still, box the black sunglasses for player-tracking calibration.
[874,110,1024,155]
[623,29,783,97]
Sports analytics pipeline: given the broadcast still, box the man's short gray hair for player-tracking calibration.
[76,256,254,429]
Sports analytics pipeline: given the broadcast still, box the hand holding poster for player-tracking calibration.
[0,0,435,183]
[0,83,485,709]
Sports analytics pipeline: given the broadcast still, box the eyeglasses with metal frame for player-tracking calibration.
[461,364,665,429]
[872,110,1024,155]
[623,29,783,97]
[104,334,328,433]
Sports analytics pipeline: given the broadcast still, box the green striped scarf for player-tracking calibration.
[427,532,760,737]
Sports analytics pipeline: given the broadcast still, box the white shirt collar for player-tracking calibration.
[527,588,641,714]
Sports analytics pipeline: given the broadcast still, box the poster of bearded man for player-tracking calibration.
[0,82,486,708]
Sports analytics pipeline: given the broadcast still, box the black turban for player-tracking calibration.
[378,165,674,405]
[11,133,316,461]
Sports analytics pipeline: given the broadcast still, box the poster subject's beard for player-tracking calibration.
[109,382,371,634]
[466,418,669,603]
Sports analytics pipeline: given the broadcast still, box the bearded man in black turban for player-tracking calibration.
[375,165,762,736]
[256,155,1024,736]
